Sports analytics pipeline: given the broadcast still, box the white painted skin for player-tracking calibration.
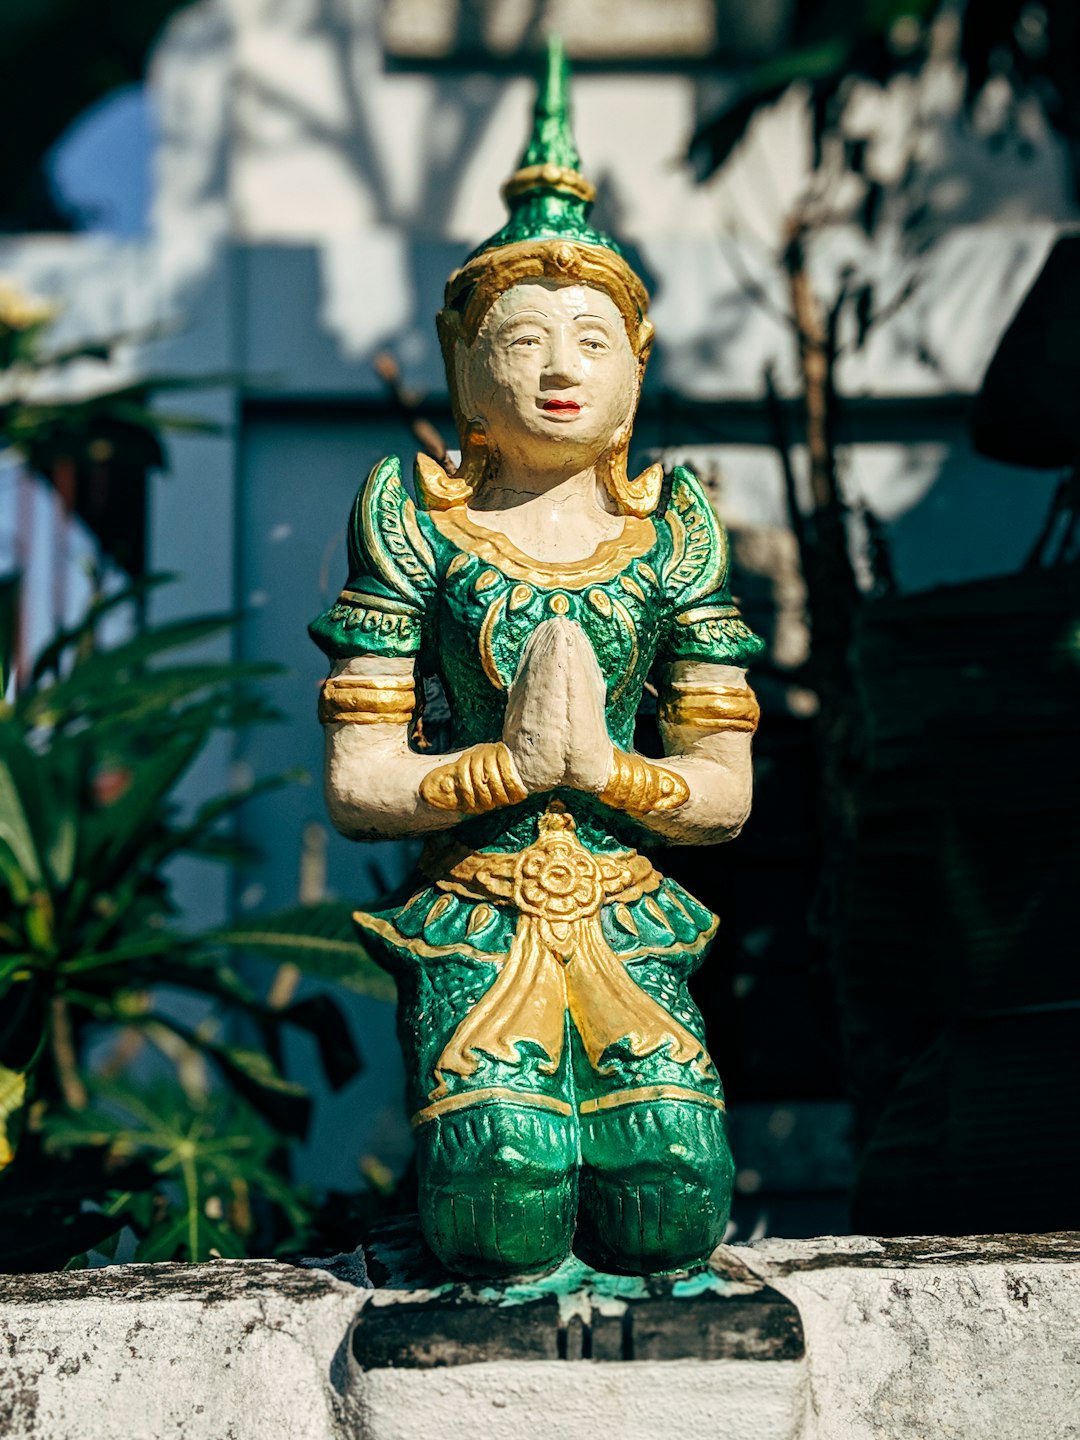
[324,279,754,845]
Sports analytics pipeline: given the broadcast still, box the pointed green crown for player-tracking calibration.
[466,36,623,262]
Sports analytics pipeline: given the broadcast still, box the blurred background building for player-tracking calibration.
[2,0,1077,1240]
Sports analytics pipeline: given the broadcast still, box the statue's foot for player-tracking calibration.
[575,1096,734,1274]
[416,1098,577,1276]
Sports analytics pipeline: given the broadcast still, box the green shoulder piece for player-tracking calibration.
[309,456,437,661]
[661,464,765,668]
[661,465,729,607]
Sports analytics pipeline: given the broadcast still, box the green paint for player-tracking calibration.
[480,1254,650,1323]
[672,1269,742,1299]
[309,48,764,1281]
[464,36,627,261]
[311,456,761,1277]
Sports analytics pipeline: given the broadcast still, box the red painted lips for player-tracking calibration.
[542,399,581,413]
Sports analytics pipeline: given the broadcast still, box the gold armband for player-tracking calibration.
[420,742,528,816]
[319,674,416,726]
[599,750,690,817]
[659,683,760,735]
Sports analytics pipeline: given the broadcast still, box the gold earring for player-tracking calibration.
[414,420,488,510]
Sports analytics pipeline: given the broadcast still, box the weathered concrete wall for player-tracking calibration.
[740,1233,1080,1440]
[1,1234,1077,1440]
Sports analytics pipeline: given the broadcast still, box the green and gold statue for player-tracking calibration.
[311,39,763,1277]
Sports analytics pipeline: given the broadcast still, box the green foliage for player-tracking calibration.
[0,576,393,1269]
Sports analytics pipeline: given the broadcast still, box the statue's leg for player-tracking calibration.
[569,941,734,1273]
[574,1091,733,1273]
[415,1097,578,1276]
[364,893,579,1277]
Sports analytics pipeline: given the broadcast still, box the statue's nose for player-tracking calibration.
[542,335,584,385]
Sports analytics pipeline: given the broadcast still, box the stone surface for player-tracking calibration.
[0,1235,1077,1439]
[740,1233,1080,1440]
[354,1223,803,1368]
[0,1260,363,1440]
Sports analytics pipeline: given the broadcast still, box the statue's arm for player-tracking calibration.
[314,455,526,838]
[322,654,528,840]
[624,660,756,846]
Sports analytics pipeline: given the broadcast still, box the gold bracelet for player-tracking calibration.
[420,742,528,815]
[599,750,690,817]
[659,683,760,734]
[319,674,416,726]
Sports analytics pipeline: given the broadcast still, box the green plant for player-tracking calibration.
[0,576,394,1269]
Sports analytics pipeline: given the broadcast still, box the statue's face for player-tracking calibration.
[457,280,638,473]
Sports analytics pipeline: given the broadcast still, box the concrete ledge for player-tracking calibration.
[1,1233,1077,1439]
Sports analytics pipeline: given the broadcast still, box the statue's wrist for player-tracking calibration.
[319,673,416,726]
[598,750,690,816]
[420,741,528,815]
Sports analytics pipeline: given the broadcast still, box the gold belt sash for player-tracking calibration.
[421,802,712,1100]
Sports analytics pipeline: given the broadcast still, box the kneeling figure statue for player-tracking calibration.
[311,43,763,1277]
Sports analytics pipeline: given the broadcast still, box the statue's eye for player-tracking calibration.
[581,337,607,352]
[510,334,542,348]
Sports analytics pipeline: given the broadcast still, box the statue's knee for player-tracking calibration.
[417,1101,577,1275]
[577,1100,734,1272]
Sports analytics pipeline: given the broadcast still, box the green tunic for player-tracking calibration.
[311,456,763,1274]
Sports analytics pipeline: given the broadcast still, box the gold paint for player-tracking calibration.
[675,604,740,626]
[402,496,437,573]
[548,593,570,615]
[319,675,415,726]
[474,569,500,593]
[578,1086,726,1117]
[660,683,761,734]
[588,588,612,617]
[420,740,528,815]
[664,504,687,581]
[337,588,414,615]
[638,563,658,588]
[478,592,508,690]
[446,553,470,578]
[606,459,663,520]
[442,238,651,352]
[421,741,526,814]
[666,890,698,925]
[353,909,498,962]
[466,903,495,937]
[353,906,717,966]
[644,896,672,930]
[600,750,690,817]
[503,163,596,206]
[608,596,640,703]
[425,894,453,928]
[428,507,656,589]
[414,452,472,511]
[662,472,727,601]
[360,460,432,602]
[411,1087,573,1129]
[426,805,710,1098]
[619,574,646,603]
[509,583,532,611]
[613,903,639,938]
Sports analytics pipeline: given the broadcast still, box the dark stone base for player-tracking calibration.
[351,1214,804,1369]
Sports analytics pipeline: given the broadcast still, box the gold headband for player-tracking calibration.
[440,238,652,353]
